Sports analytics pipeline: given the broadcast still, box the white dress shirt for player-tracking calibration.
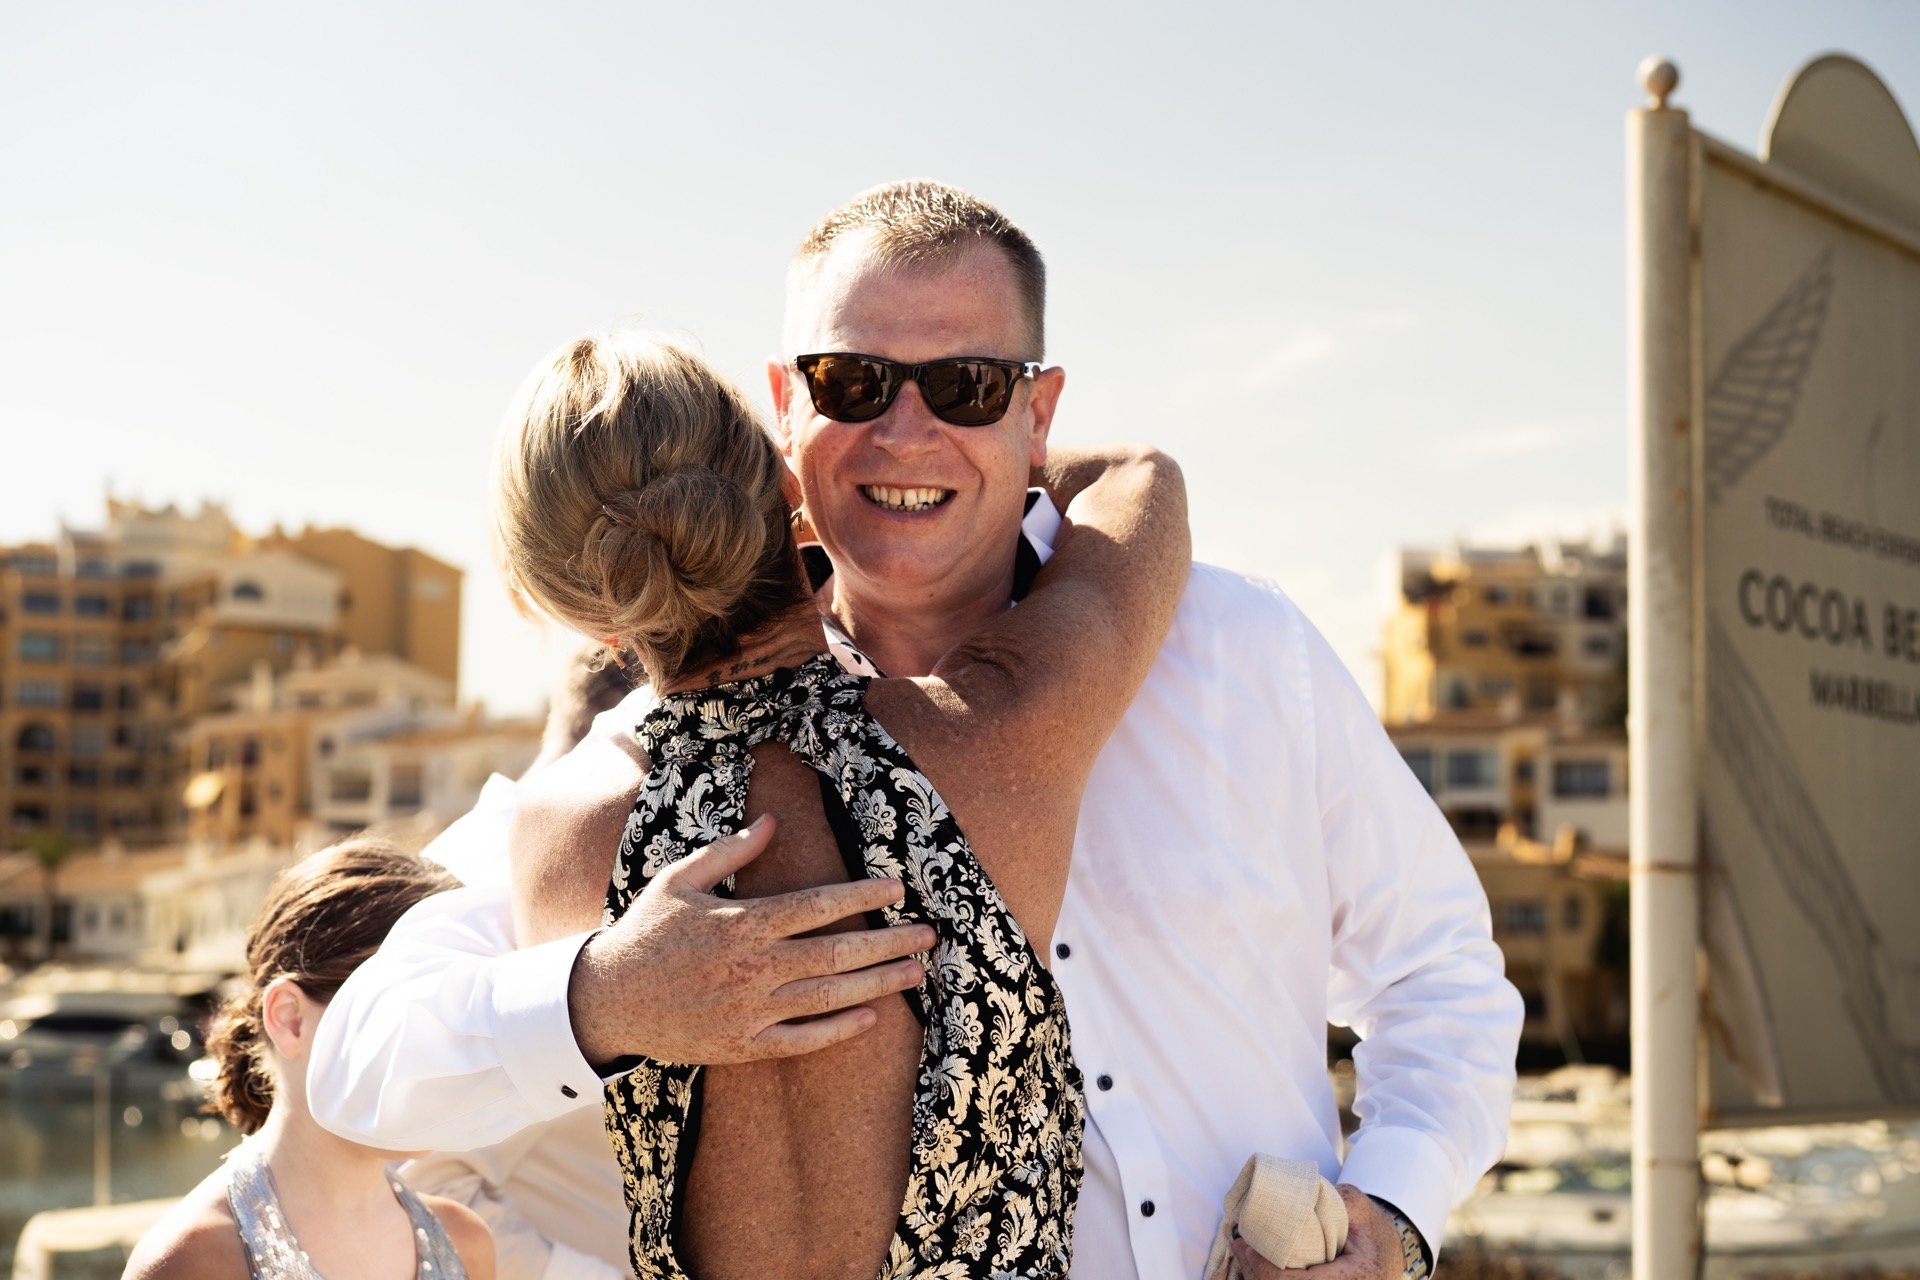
[311,496,1520,1279]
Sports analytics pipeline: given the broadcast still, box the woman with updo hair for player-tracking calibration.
[126,840,496,1280]
[498,330,1190,1279]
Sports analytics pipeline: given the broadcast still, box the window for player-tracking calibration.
[1583,635,1613,658]
[111,766,145,788]
[13,553,57,575]
[71,683,106,712]
[1446,750,1500,789]
[19,633,61,663]
[11,804,50,831]
[76,558,111,579]
[120,639,153,664]
[1502,901,1549,934]
[272,633,293,655]
[70,726,104,757]
[390,763,425,809]
[1484,586,1513,605]
[122,595,154,621]
[1460,630,1489,648]
[112,724,144,751]
[1563,895,1585,930]
[73,594,109,618]
[1398,748,1436,793]
[1443,676,1473,710]
[230,580,265,602]
[1583,589,1617,621]
[328,770,373,803]
[118,684,140,711]
[73,635,110,666]
[207,740,227,769]
[67,766,100,788]
[16,724,56,752]
[14,765,49,787]
[1479,676,1514,699]
[122,561,159,579]
[240,737,260,767]
[17,681,60,708]
[238,784,257,819]
[68,805,98,838]
[21,591,59,615]
[1552,760,1612,798]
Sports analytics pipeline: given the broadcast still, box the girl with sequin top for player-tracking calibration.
[126,841,496,1280]
[494,326,1188,1279]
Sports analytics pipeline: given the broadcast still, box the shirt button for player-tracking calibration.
[1055,942,1071,959]
[1140,1200,1156,1217]
[1096,1074,1113,1091]
[560,1084,578,1099]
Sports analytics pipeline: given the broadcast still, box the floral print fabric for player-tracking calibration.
[603,653,1083,1279]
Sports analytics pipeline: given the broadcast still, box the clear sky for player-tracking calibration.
[4,1,1917,715]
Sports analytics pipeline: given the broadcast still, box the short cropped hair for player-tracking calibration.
[787,180,1047,359]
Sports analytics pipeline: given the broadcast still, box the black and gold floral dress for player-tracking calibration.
[602,652,1083,1279]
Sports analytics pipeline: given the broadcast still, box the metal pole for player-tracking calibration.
[1628,56,1702,1280]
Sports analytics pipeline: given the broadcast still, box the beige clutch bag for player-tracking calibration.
[1202,1154,1348,1279]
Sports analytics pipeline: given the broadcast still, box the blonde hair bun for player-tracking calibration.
[582,465,767,659]
[494,333,808,683]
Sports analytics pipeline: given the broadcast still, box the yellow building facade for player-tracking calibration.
[1,502,464,859]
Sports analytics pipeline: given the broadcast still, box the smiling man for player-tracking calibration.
[776,222,1061,677]
[310,181,1520,1280]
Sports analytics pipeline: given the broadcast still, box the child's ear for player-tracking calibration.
[259,975,316,1061]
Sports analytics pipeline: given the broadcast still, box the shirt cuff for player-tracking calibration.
[488,929,603,1114]
[1339,1126,1460,1265]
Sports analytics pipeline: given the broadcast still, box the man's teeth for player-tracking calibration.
[861,485,952,511]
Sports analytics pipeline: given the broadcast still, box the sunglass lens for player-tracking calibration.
[808,355,893,422]
[923,360,1015,426]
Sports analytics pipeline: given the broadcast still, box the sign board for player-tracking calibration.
[1693,57,1920,1121]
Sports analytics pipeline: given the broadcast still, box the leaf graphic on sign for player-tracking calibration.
[1704,250,1834,504]
[1706,617,1920,1102]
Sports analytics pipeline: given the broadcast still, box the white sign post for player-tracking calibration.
[1630,51,1920,1277]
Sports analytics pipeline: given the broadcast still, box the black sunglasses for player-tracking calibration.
[792,352,1042,427]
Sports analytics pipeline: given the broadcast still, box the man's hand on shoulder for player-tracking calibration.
[567,815,937,1066]
[1229,1185,1411,1280]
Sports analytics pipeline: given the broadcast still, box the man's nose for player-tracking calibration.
[866,379,943,458]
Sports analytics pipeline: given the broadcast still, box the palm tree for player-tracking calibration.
[24,831,74,965]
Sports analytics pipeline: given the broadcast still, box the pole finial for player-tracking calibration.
[1639,56,1680,109]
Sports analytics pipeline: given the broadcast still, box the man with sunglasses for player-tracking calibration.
[312,181,1519,1280]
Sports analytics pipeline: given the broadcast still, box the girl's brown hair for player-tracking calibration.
[491,332,810,687]
[204,839,455,1134]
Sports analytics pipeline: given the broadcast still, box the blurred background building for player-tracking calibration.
[1379,534,1632,1057]
[0,499,536,969]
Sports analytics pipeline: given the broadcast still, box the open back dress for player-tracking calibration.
[602,652,1083,1279]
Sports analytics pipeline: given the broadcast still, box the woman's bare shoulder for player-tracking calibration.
[513,728,647,839]
[122,1168,249,1280]
[421,1195,496,1280]
[508,719,648,940]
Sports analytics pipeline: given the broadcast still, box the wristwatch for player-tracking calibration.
[1366,1196,1431,1280]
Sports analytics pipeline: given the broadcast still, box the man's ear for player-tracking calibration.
[1024,366,1065,468]
[259,976,315,1063]
[767,358,796,450]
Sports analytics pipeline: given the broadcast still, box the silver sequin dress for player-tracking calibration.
[225,1142,468,1279]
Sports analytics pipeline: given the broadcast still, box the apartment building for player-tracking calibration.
[1381,536,1627,729]
[1,501,464,855]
